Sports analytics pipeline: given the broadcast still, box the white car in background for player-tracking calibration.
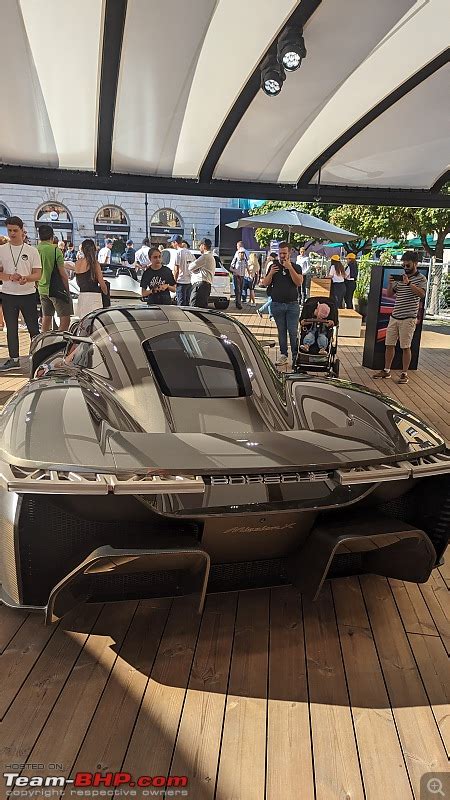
[161,248,230,310]
[68,265,142,315]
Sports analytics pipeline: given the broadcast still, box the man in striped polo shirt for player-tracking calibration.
[374,251,427,384]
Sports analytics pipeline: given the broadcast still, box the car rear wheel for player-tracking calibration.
[214,298,229,310]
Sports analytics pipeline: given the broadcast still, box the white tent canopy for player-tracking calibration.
[1,0,449,206]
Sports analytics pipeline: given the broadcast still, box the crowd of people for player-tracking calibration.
[0,212,423,385]
[0,216,221,370]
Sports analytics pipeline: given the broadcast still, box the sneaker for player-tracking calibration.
[299,344,309,352]
[275,354,289,366]
[373,369,391,379]
[269,316,274,322]
[256,308,262,318]
[0,358,20,372]
[318,348,328,355]
[398,372,409,384]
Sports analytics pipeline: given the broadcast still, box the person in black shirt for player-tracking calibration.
[260,241,302,366]
[140,247,176,305]
[344,252,358,309]
[122,240,136,265]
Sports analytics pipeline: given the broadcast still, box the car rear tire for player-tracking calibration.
[214,298,229,310]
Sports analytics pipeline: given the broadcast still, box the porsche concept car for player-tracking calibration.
[0,306,448,622]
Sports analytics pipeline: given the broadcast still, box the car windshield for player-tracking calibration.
[143,330,252,398]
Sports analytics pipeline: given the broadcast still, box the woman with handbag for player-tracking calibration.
[75,239,109,318]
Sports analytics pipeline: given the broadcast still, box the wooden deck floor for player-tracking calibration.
[0,319,448,799]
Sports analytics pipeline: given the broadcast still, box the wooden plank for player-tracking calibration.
[361,575,448,795]
[215,589,270,800]
[332,578,413,800]
[389,579,439,636]
[266,587,314,800]
[122,595,202,778]
[0,613,58,718]
[437,553,450,589]
[303,583,364,800]
[69,599,172,776]
[0,605,28,654]
[170,593,238,799]
[23,601,137,773]
[419,570,450,655]
[0,602,101,762]
[408,632,450,757]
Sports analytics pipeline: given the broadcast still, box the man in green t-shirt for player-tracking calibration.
[37,225,71,332]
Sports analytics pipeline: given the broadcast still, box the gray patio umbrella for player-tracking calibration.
[227,208,358,243]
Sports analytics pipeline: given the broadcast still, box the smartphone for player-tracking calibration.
[390,274,401,281]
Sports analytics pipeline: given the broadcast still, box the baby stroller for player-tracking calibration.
[294,296,340,377]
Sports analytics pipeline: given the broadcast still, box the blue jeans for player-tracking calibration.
[176,283,191,306]
[304,330,328,349]
[271,301,300,358]
[258,297,273,316]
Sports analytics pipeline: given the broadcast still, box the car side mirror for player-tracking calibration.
[62,332,93,345]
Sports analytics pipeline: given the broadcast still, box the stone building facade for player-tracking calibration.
[0,183,238,248]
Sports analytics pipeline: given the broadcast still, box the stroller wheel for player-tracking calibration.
[332,358,340,378]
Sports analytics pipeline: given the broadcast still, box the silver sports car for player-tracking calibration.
[0,306,448,622]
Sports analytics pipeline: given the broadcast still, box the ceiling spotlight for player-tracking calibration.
[261,54,286,97]
[277,27,306,72]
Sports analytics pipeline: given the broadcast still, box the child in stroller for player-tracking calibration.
[295,296,340,376]
[300,301,333,354]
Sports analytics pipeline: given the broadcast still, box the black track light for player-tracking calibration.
[277,26,306,72]
[260,54,286,97]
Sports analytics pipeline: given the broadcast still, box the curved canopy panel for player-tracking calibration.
[314,64,450,189]
[1,0,448,206]
[1,0,103,170]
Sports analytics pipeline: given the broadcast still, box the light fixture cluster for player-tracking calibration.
[261,27,307,97]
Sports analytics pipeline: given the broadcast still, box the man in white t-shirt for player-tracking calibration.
[0,216,41,371]
[189,238,215,308]
[98,239,112,265]
[169,234,195,306]
[135,237,150,269]
[296,247,311,304]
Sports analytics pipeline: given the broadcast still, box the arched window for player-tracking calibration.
[149,208,184,244]
[94,206,130,264]
[95,206,129,227]
[0,202,11,237]
[35,202,73,243]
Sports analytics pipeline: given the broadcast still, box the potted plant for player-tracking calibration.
[353,254,372,320]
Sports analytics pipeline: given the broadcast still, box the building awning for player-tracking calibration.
[1,0,448,207]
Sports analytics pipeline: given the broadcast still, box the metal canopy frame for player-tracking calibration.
[1,0,448,208]
[0,165,448,207]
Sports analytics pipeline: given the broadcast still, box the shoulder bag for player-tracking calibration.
[49,248,70,302]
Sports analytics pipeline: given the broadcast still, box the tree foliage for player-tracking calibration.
[330,186,450,261]
[250,200,337,249]
[251,188,450,261]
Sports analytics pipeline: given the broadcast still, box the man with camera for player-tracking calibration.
[260,241,302,366]
[373,251,427,384]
